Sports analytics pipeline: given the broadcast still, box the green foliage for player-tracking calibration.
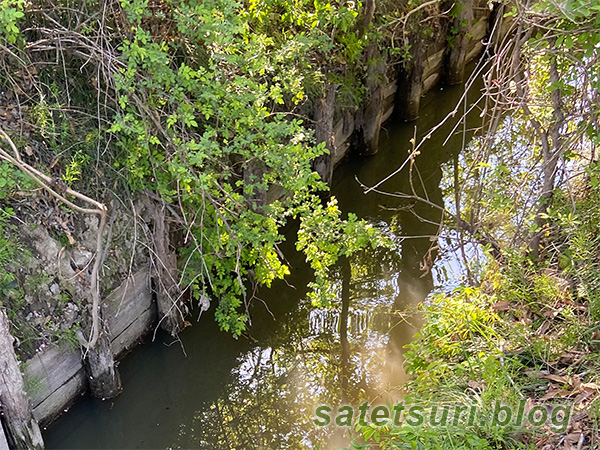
[403,287,501,380]
[351,415,515,449]
[107,0,381,336]
[0,207,21,309]
[0,160,33,199]
[0,0,394,339]
[554,174,600,320]
[453,0,600,263]
[350,233,595,449]
[29,100,54,136]
[0,0,24,44]
[349,282,529,448]
[0,207,16,265]
[296,197,391,306]
[62,151,90,185]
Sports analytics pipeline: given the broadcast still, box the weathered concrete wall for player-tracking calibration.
[398,4,493,122]
[22,269,155,427]
[328,3,494,165]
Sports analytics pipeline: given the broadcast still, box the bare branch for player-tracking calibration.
[0,127,106,349]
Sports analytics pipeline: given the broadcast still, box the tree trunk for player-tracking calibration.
[397,36,424,121]
[150,200,185,336]
[313,84,337,184]
[84,316,122,399]
[446,0,474,85]
[527,49,564,260]
[357,0,375,37]
[355,44,386,155]
[0,310,44,450]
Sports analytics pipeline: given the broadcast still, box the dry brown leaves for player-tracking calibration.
[524,369,600,449]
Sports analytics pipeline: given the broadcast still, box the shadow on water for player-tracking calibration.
[44,69,484,450]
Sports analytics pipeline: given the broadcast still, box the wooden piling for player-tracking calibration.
[397,36,425,122]
[446,0,474,85]
[357,45,387,155]
[84,317,122,400]
[0,310,44,449]
[313,84,337,184]
[0,422,10,450]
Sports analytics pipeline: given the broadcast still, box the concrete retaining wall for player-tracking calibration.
[330,5,493,165]
[22,269,155,427]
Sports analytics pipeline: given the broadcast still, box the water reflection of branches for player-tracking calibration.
[360,0,599,273]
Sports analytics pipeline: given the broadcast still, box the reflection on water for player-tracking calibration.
[44,71,483,450]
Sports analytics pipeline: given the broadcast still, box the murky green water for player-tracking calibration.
[44,72,482,450]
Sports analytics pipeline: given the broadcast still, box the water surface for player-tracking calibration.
[45,73,482,450]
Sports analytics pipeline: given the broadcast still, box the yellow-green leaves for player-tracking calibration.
[297,198,391,306]
[105,0,372,336]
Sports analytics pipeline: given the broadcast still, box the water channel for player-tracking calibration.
[45,70,483,450]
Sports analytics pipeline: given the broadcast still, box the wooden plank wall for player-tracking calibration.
[22,269,155,427]
[0,423,9,450]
